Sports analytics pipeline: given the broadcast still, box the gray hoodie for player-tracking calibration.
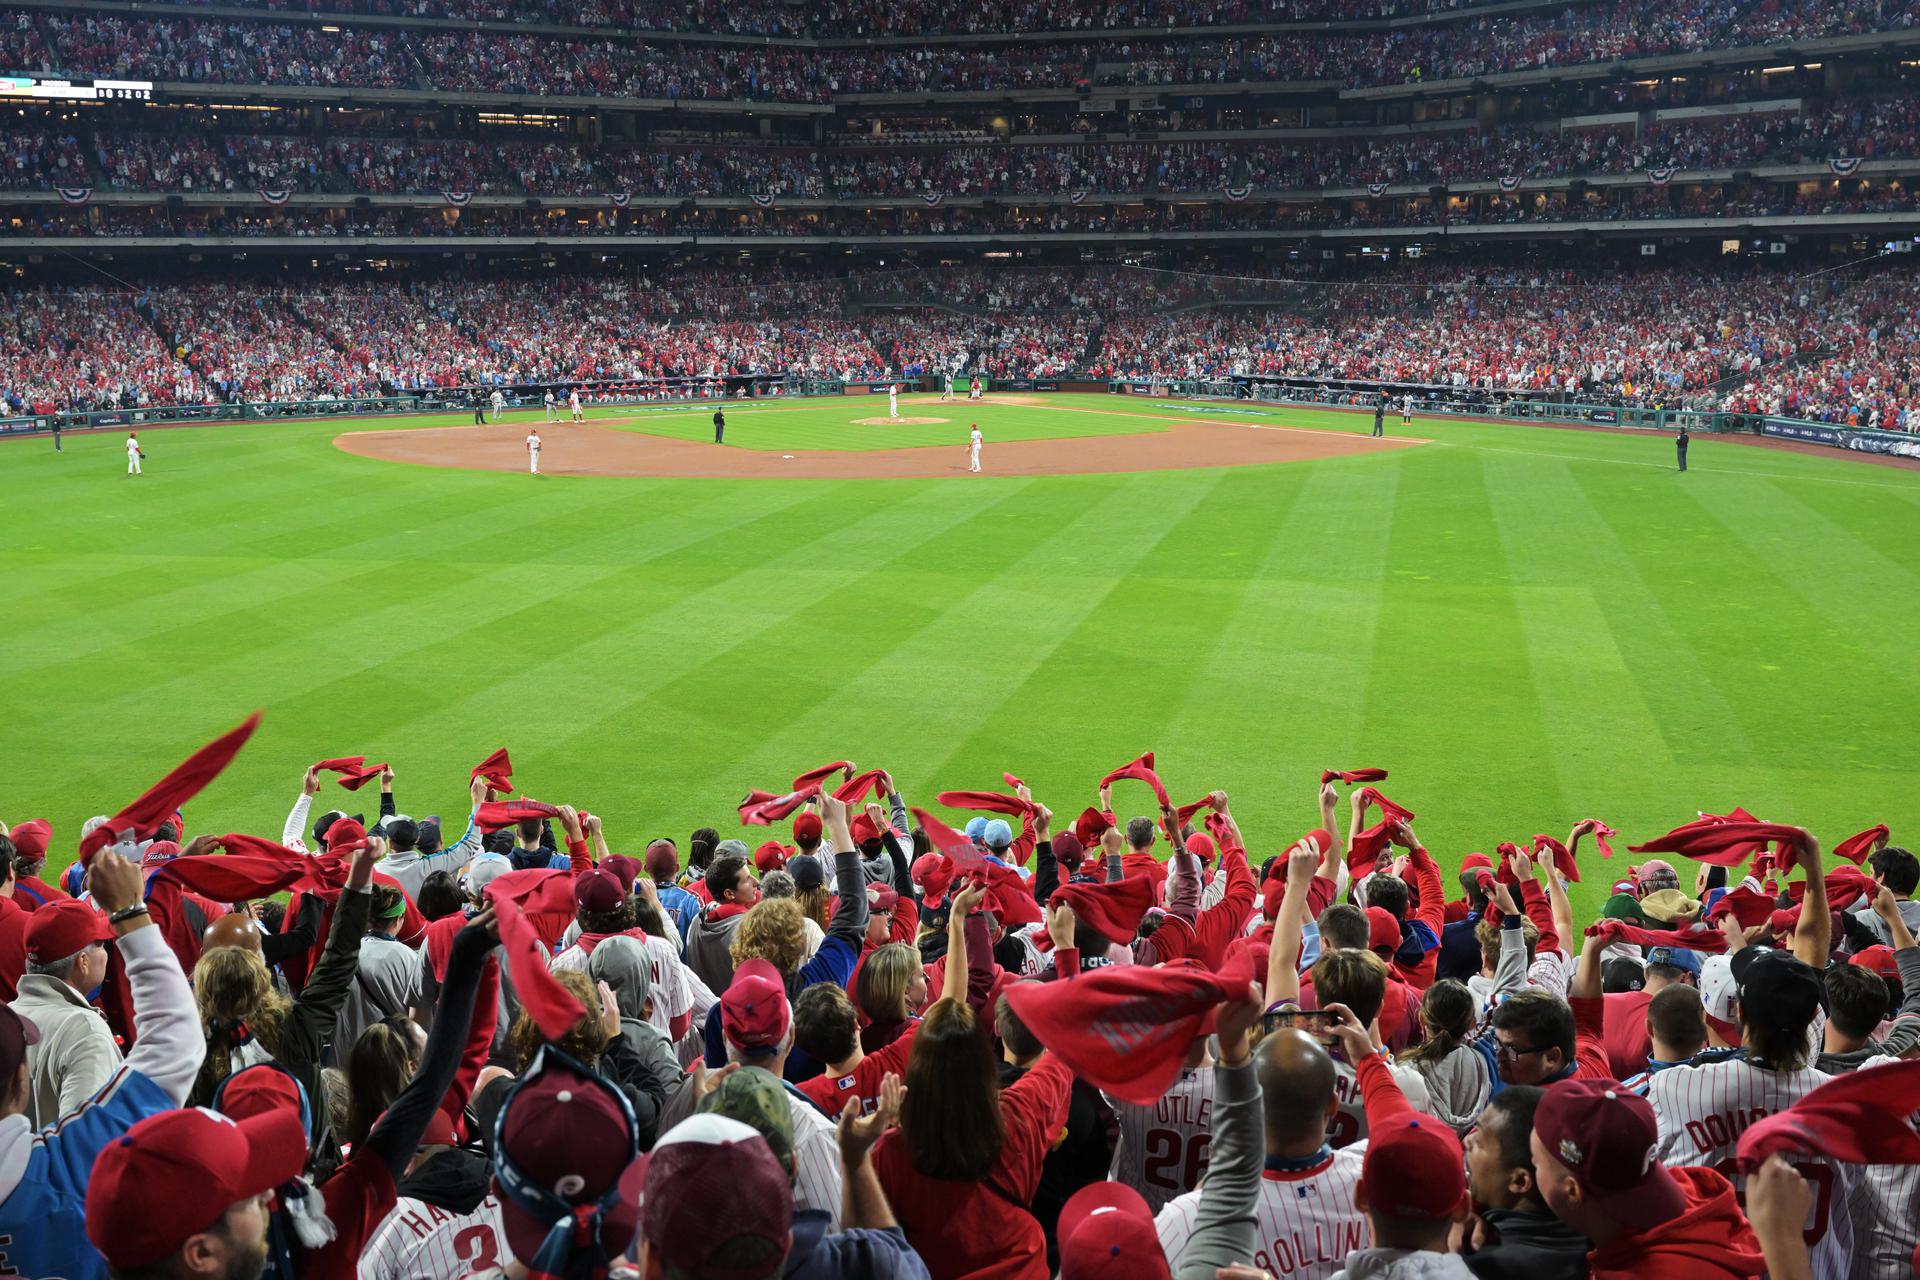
[1332,1249,1477,1280]
[587,936,687,1148]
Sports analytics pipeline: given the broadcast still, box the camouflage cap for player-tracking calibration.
[696,1066,795,1178]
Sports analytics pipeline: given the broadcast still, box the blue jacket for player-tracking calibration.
[783,1212,930,1280]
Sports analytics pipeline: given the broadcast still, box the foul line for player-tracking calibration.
[1429,440,1920,492]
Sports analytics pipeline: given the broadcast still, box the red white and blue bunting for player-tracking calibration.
[258,188,290,206]
[443,190,473,207]
[1223,185,1252,201]
[1069,189,1089,205]
[1366,182,1388,198]
[607,191,631,208]
[749,192,775,208]
[1498,175,1522,192]
[1829,157,1862,176]
[919,192,944,207]
[56,186,91,205]
[1647,166,1676,186]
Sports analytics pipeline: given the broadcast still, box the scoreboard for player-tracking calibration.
[0,75,153,100]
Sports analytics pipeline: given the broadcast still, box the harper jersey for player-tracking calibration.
[1650,1059,1851,1280]
[1108,1066,1217,1214]
[1329,1056,1432,1150]
[357,1194,508,1280]
[1156,1144,1367,1280]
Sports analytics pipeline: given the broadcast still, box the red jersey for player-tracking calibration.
[797,1023,919,1118]
[1602,988,1654,1078]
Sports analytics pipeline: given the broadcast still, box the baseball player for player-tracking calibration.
[1107,1060,1218,1214]
[888,382,901,420]
[969,376,982,402]
[941,370,955,401]
[526,429,541,475]
[968,423,983,473]
[568,388,583,422]
[1400,394,1413,426]
[358,1190,508,1279]
[489,388,506,422]
[125,432,142,475]
[544,389,558,422]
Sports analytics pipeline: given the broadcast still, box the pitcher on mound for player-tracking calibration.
[888,382,901,420]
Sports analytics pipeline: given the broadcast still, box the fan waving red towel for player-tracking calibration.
[1003,952,1255,1105]
[1706,885,1776,930]
[159,838,348,900]
[79,712,262,863]
[1628,818,1804,871]
[1072,807,1115,848]
[1174,795,1218,825]
[1320,769,1388,786]
[1050,878,1156,947]
[1586,918,1729,954]
[1585,819,1618,859]
[1099,752,1170,809]
[335,761,389,792]
[834,770,887,804]
[1532,834,1577,882]
[1735,1061,1920,1168]
[1356,788,1414,824]
[491,896,588,1041]
[912,807,990,872]
[740,786,821,826]
[1832,824,1889,866]
[935,790,1034,817]
[470,748,513,795]
[791,760,853,790]
[475,799,561,834]
[1788,865,1878,912]
[311,756,366,775]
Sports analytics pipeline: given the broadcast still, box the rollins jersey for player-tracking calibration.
[357,1194,508,1280]
[1156,1144,1367,1280]
[1107,1066,1217,1214]
[1650,1060,1851,1280]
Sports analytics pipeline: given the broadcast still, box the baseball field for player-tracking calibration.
[6,391,1916,913]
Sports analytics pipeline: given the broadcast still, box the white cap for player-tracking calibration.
[462,852,513,897]
[1700,953,1739,1025]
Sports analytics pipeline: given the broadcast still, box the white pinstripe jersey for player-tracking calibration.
[357,1194,507,1280]
[1650,1059,1853,1280]
[550,934,694,1035]
[1156,1146,1368,1280]
[1107,1066,1219,1214]
[1845,1161,1920,1280]
[786,1087,847,1231]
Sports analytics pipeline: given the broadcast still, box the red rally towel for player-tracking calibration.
[1002,772,1026,791]
[1320,768,1388,786]
[739,786,821,826]
[833,770,887,804]
[1049,877,1155,946]
[483,868,579,946]
[1174,795,1216,825]
[1586,917,1729,954]
[79,712,262,863]
[470,748,513,795]
[1787,865,1878,912]
[157,837,347,900]
[1533,834,1577,882]
[1073,807,1116,848]
[935,790,1034,817]
[1099,752,1170,809]
[1735,1061,1920,1168]
[493,896,588,1042]
[1002,952,1255,1105]
[311,756,366,775]
[791,760,853,790]
[1832,824,1889,866]
[335,761,389,792]
[475,799,561,834]
[1355,788,1415,824]
[1585,819,1618,859]
[1706,885,1778,930]
[1628,818,1804,872]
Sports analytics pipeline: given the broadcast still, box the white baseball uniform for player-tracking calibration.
[1650,1059,1851,1280]
[126,435,141,475]
[544,391,557,421]
[888,384,900,419]
[489,390,505,420]
[1156,1145,1367,1279]
[526,432,540,474]
[357,1193,508,1280]
[969,426,982,472]
[568,390,582,421]
[1108,1066,1218,1214]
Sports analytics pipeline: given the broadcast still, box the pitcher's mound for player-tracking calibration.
[851,415,949,426]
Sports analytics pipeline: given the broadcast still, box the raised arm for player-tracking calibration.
[1790,831,1828,969]
[943,883,987,1005]
[288,842,378,1048]
[1317,779,1344,874]
[1170,987,1265,1280]
[283,767,319,849]
[88,852,207,1105]
[1264,839,1321,1007]
[821,794,871,948]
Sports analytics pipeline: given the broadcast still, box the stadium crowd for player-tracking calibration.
[2,263,1916,416]
[2,0,1919,101]
[0,733,1915,1280]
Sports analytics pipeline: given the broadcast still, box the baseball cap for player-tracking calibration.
[715,838,750,861]
[1602,957,1646,994]
[493,1047,644,1274]
[84,1105,308,1268]
[913,853,956,906]
[1732,947,1823,1033]
[695,1065,795,1173]
[602,854,642,893]
[792,812,823,846]
[643,841,679,881]
[1637,889,1702,923]
[1460,852,1495,872]
[849,813,882,848]
[641,1115,793,1280]
[1054,831,1087,872]
[1183,832,1216,864]
[1056,1182,1171,1280]
[415,817,443,854]
[574,866,626,915]
[1364,906,1401,955]
[964,816,990,843]
[8,819,49,862]
[1360,1114,1466,1221]
[1700,953,1739,1038]
[721,958,791,1055]
[1600,893,1652,927]
[1633,859,1680,894]
[786,854,825,893]
[0,1006,41,1085]
[1646,946,1702,977]
[1533,1078,1685,1230]
[25,899,114,964]
[138,840,182,872]
[1851,945,1900,981]
[462,852,513,897]
[983,819,1013,851]
[753,841,789,875]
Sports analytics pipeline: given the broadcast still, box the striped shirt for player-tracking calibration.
[1157,1147,1367,1280]
[357,1195,507,1280]
[1107,1066,1219,1214]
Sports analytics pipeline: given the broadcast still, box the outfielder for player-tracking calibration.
[968,423,983,473]
[526,429,541,475]
[125,432,142,475]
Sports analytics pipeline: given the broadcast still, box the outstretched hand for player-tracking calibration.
[837,1073,904,1164]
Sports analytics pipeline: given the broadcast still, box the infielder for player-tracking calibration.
[489,388,506,422]
[125,432,142,475]
[526,429,541,475]
[544,389,558,422]
[888,382,901,420]
[568,388,583,422]
[968,423,983,473]
[941,370,955,401]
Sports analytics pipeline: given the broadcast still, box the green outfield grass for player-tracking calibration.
[581,394,1176,450]
[6,392,1918,918]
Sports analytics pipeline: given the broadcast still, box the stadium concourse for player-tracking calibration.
[1,741,1917,1280]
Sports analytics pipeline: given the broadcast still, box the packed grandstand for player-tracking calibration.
[0,0,1916,431]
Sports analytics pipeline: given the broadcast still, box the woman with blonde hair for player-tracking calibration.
[191,837,377,1175]
[857,941,929,1052]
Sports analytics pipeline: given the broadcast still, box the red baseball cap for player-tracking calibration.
[849,813,881,848]
[1183,832,1216,864]
[641,1114,793,1280]
[913,853,955,906]
[1460,852,1495,872]
[84,1105,308,1268]
[1364,906,1401,955]
[753,841,790,875]
[720,958,790,1054]
[8,818,49,861]
[25,898,114,964]
[1360,1114,1465,1221]
[792,812,823,846]
[1057,1181,1171,1280]
[1533,1077,1685,1229]
[574,866,626,915]
[1851,945,1900,981]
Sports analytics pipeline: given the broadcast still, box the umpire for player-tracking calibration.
[1676,425,1689,472]
[1372,396,1386,438]
[713,406,726,445]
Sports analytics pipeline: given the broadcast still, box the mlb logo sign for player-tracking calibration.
[1295,1185,1318,1200]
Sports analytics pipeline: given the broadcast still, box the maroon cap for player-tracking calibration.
[1534,1077,1686,1230]
[753,841,790,875]
[496,1057,645,1267]
[643,840,678,881]
[1364,906,1401,955]
[602,854,641,893]
[0,1006,41,1085]
[1057,1181,1170,1280]
[25,898,114,964]
[574,867,626,915]
[641,1114,793,1280]
[1851,945,1900,981]
[1360,1114,1465,1221]
[1053,831,1086,871]
[792,812,823,846]
[720,958,790,1054]
[85,1105,308,1268]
